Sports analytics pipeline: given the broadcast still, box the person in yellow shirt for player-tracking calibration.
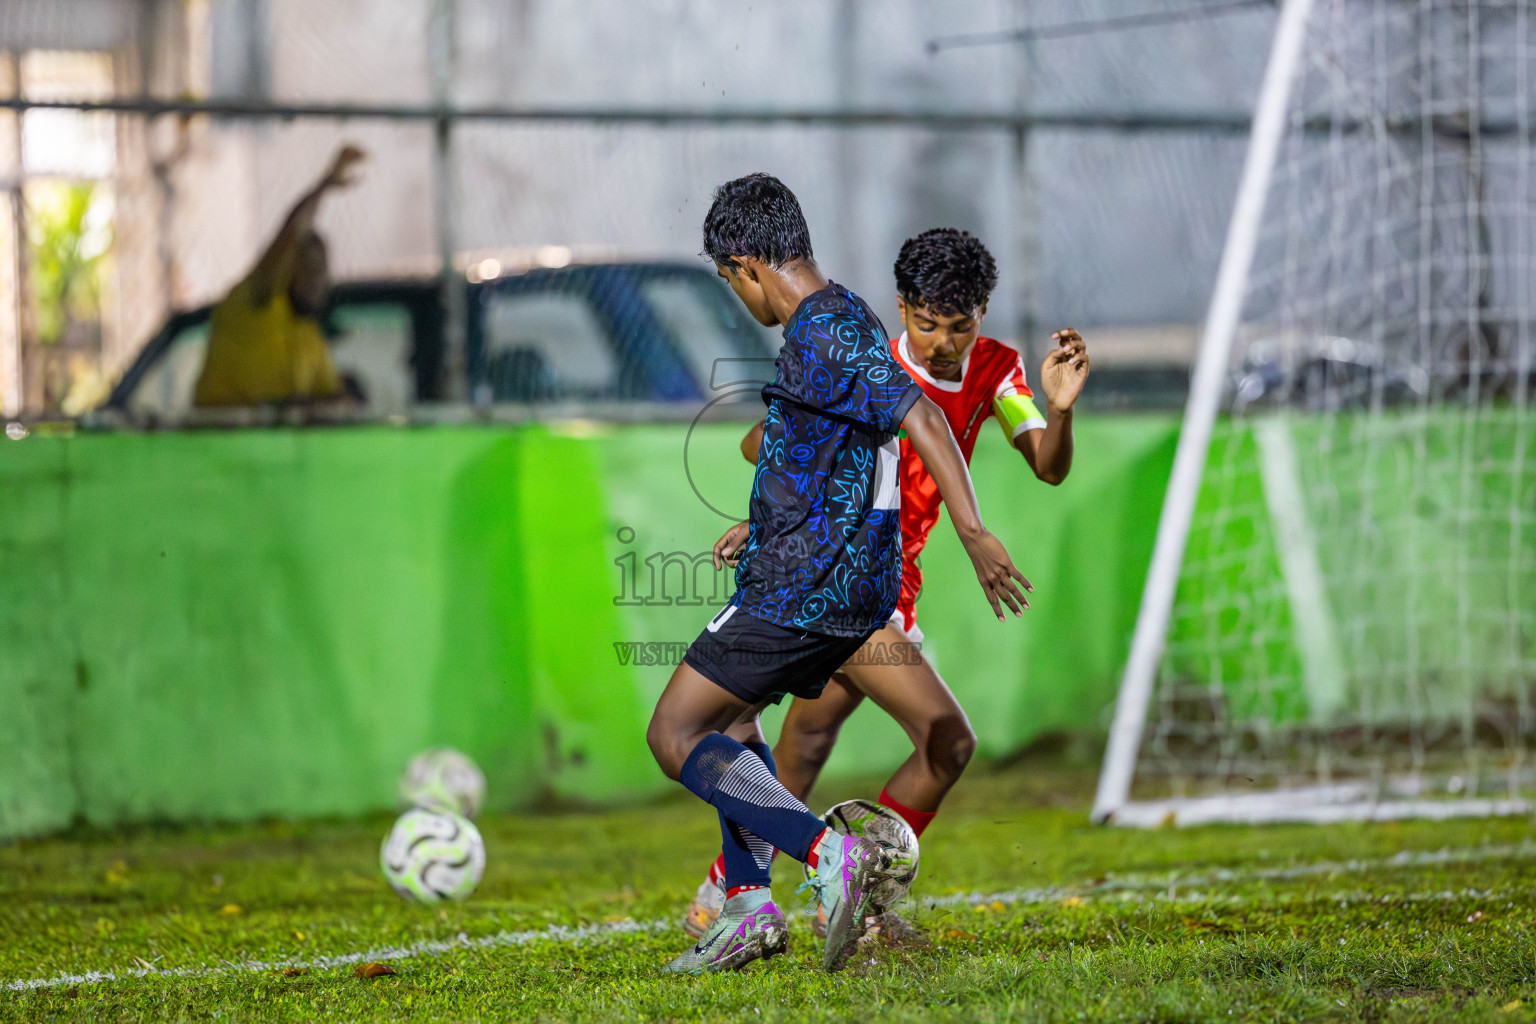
[194,144,366,407]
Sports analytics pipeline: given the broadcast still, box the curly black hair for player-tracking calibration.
[893,228,998,317]
[702,173,813,269]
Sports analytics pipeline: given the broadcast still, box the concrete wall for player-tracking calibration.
[4,0,1277,364]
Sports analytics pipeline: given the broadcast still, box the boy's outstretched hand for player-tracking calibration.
[961,528,1033,621]
[1041,328,1090,413]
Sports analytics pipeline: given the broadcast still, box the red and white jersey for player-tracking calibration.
[890,333,1046,633]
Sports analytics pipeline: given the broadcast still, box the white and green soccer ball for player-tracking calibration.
[398,747,486,818]
[380,808,486,904]
[805,798,920,909]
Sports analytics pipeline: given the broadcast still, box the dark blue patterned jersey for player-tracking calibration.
[733,283,924,637]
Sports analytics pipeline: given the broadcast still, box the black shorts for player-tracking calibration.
[683,603,873,706]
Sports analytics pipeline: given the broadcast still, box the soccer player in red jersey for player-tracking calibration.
[685,227,1090,938]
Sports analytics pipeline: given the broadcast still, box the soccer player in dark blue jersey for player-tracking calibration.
[647,173,1030,975]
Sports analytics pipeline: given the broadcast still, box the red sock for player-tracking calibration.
[707,853,725,884]
[805,827,831,870]
[879,788,937,838]
[726,884,768,899]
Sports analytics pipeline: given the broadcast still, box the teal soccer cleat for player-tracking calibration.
[799,831,890,972]
[663,889,788,975]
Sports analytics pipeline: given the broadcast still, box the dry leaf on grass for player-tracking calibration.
[354,962,397,979]
[280,968,307,978]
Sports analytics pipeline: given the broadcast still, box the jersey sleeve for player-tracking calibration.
[827,346,923,435]
[993,354,1046,439]
[770,305,922,435]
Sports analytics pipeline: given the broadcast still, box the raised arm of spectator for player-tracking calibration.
[248,144,366,305]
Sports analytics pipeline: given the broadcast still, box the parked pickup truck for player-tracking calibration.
[99,261,780,426]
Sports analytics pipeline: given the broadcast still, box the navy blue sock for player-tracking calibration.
[680,733,826,864]
[718,741,779,890]
[744,740,777,778]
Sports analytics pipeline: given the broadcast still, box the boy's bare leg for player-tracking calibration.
[649,659,846,865]
[751,624,966,945]
[777,624,976,813]
[678,623,968,936]
[723,717,770,748]
[646,662,771,778]
[654,659,892,970]
[687,678,859,902]
[772,676,865,802]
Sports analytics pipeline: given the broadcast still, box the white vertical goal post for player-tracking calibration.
[1092,0,1536,827]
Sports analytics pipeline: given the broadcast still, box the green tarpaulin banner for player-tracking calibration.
[1,418,1176,838]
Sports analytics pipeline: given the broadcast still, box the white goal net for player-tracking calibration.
[1096,0,1536,826]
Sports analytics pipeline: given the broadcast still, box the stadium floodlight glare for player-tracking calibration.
[1095,0,1536,826]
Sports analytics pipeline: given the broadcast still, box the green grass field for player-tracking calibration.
[4,758,1535,1023]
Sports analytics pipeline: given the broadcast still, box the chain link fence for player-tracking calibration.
[0,0,1273,420]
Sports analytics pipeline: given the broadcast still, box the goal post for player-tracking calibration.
[1092,0,1317,824]
[1093,0,1536,827]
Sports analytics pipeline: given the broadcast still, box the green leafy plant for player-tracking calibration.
[27,179,111,345]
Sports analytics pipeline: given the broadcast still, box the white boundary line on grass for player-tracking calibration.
[923,840,1536,908]
[3,919,671,993]
[7,840,1535,993]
